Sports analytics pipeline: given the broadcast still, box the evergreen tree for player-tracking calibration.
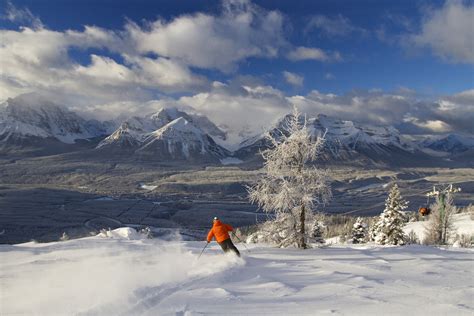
[351,217,366,244]
[367,216,380,242]
[310,219,325,244]
[372,184,408,245]
[248,106,331,249]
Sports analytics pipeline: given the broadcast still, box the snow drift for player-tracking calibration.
[0,230,243,315]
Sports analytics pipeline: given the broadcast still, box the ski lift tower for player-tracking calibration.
[427,184,461,216]
[426,184,461,242]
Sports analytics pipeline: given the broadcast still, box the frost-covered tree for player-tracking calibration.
[372,184,408,245]
[310,219,325,244]
[246,213,298,247]
[406,230,419,245]
[424,191,457,245]
[351,217,367,244]
[140,227,154,239]
[248,106,331,249]
[368,222,378,242]
[60,232,69,241]
[246,214,326,247]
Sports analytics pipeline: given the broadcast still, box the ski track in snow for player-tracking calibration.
[1,230,473,316]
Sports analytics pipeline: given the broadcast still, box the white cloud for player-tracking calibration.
[75,55,137,84]
[288,88,474,135]
[423,120,452,132]
[0,0,290,105]
[0,25,208,103]
[404,117,453,133]
[306,14,367,37]
[435,89,474,134]
[178,81,291,144]
[125,0,286,72]
[70,80,474,138]
[287,46,342,62]
[289,90,413,126]
[408,0,474,63]
[445,89,474,105]
[171,82,473,146]
[123,55,208,89]
[283,71,304,86]
[2,1,43,29]
[71,98,186,121]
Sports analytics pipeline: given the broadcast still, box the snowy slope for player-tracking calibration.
[404,213,474,243]
[1,229,473,315]
[0,93,108,144]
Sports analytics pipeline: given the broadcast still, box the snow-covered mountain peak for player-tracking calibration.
[150,107,181,120]
[167,117,196,129]
[148,107,185,127]
[148,117,205,141]
[0,94,108,144]
[421,133,474,153]
[235,112,417,163]
[5,95,75,123]
[137,117,229,160]
[310,114,410,149]
[97,110,230,161]
[273,113,406,149]
[97,107,227,151]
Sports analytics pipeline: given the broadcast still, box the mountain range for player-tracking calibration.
[1,94,473,166]
[97,109,229,162]
[235,114,412,161]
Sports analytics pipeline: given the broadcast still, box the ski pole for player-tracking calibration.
[198,242,209,259]
[232,232,250,253]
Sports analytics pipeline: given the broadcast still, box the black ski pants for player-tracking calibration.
[218,238,240,257]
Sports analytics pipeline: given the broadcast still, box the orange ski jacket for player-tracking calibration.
[207,220,233,243]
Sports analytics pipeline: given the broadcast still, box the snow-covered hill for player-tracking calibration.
[403,212,474,244]
[1,229,472,315]
[0,93,108,145]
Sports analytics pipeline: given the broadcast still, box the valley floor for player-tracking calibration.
[1,232,473,315]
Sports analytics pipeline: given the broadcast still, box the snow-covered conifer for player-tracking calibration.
[310,219,325,244]
[372,184,408,245]
[351,217,366,244]
[248,106,331,248]
[368,217,379,242]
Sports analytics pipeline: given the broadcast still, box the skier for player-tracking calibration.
[207,217,240,257]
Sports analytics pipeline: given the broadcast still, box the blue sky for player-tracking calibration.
[0,0,473,136]
[2,0,471,95]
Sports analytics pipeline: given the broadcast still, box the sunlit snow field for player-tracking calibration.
[1,227,473,316]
